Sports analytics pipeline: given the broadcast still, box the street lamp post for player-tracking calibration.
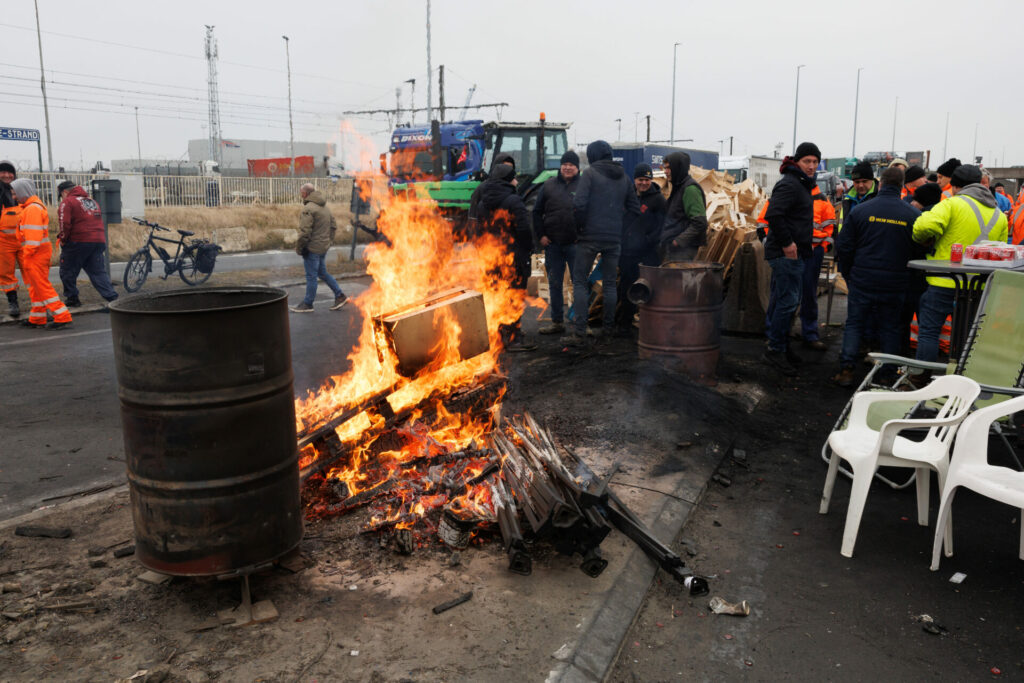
[33,0,55,199]
[942,112,950,161]
[633,112,640,142]
[282,36,295,177]
[792,64,805,153]
[615,118,622,141]
[852,67,863,158]
[670,42,680,145]
[135,106,142,171]
[891,96,898,157]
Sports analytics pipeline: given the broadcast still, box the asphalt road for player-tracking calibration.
[0,276,371,521]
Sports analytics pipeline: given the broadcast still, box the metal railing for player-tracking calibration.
[20,172,349,208]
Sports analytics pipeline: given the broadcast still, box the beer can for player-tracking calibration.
[951,243,964,263]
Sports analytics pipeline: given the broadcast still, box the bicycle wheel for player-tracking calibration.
[124,250,151,293]
[178,249,212,286]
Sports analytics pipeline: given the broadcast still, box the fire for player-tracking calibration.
[296,126,526,532]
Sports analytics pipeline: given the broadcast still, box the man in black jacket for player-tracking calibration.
[568,140,640,344]
[616,163,665,334]
[763,142,820,376]
[478,163,535,351]
[532,150,580,335]
[659,151,707,262]
[832,167,921,386]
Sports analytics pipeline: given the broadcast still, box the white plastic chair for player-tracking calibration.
[930,394,1024,571]
[819,375,981,558]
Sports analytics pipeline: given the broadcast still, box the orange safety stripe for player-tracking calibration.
[908,313,952,354]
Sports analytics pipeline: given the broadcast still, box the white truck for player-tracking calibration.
[719,155,782,195]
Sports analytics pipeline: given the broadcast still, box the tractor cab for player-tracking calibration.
[481,120,571,185]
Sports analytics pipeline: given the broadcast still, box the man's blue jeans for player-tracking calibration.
[302,251,343,306]
[799,245,825,341]
[573,240,619,335]
[915,285,956,363]
[544,242,577,324]
[765,256,804,352]
[840,286,904,367]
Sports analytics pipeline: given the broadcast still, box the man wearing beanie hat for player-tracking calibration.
[57,181,118,307]
[832,166,921,386]
[0,160,22,317]
[902,165,927,201]
[10,177,73,329]
[615,162,665,335]
[839,160,878,232]
[532,149,581,334]
[911,164,1007,363]
[911,182,942,212]
[762,142,819,375]
[934,158,961,201]
[659,151,707,262]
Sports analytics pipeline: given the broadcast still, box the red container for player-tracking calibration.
[950,243,964,263]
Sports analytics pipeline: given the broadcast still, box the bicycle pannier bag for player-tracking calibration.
[197,244,220,274]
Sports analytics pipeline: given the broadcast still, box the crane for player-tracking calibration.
[463,84,477,111]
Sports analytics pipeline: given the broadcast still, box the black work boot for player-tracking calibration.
[6,291,19,318]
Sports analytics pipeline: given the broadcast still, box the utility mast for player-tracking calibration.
[204,25,222,165]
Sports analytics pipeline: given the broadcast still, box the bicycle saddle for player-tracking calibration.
[177,229,195,236]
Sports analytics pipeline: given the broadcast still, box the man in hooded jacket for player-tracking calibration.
[290,183,347,313]
[0,160,22,317]
[478,163,535,351]
[568,140,640,344]
[616,163,665,334]
[912,164,1007,363]
[467,153,516,236]
[56,180,119,306]
[659,151,707,263]
[762,142,820,376]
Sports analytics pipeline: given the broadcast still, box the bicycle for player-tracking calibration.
[123,217,219,293]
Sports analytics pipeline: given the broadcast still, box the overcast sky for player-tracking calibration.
[1,0,1020,172]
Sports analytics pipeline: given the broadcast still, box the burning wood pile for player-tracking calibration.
[292,159,706,591]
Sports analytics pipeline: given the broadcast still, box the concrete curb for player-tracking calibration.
[0,483,129,532]
[549,440,732,683]
[0,270,368,325]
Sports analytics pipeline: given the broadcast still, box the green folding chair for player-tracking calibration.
[822,269,1024,488]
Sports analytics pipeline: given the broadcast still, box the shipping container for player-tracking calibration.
[247,156,316,177]
[610,143,719,178]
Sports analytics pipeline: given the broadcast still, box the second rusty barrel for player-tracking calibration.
[628,262,725,379]
[109,287,302,576]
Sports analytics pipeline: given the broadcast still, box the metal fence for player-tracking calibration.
[22,172,349,208]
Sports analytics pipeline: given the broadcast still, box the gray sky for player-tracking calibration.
[1,0,1021,172]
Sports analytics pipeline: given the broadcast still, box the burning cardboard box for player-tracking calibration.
[372,288,490,377]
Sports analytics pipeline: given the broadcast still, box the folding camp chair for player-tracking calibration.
[822,269,1024,489]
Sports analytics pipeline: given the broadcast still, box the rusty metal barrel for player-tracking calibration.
[628,262,725,379]
[109,287,302,576]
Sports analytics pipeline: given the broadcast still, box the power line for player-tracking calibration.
[0,61,395,109]
[0,21,387,88]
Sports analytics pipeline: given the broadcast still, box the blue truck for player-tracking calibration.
[610,143,719,178]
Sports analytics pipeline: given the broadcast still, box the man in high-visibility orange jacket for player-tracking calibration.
[0,160,22,318]
[935,158,961,201]
[1011,202,1024,246]
[10,178,72,329]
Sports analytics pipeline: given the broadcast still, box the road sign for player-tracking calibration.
[0,127,41,142]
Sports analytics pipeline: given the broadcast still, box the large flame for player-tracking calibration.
[295,126,525,529]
